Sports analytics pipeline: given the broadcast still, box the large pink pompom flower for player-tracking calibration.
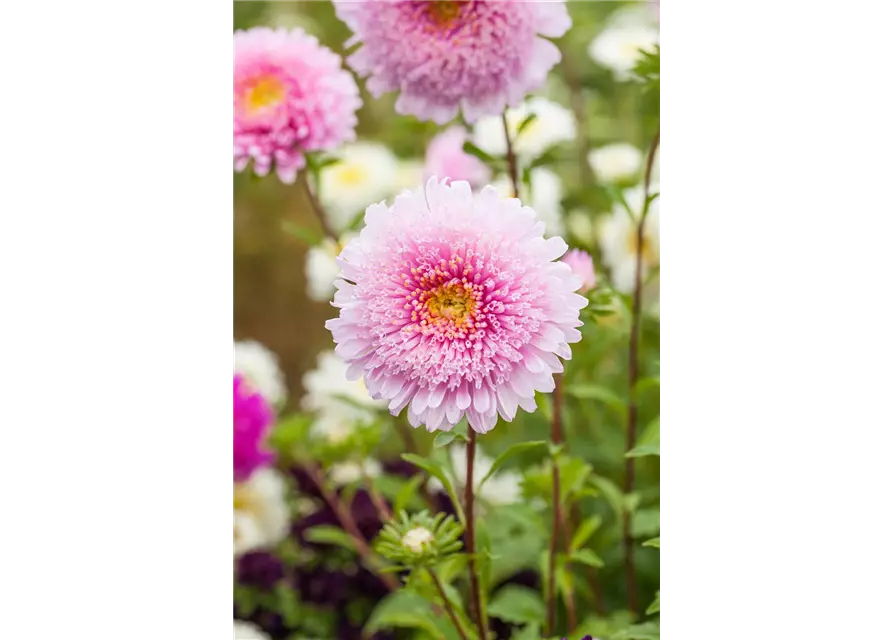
[233,27,362,183]
[424,126,491,188]
[326,177,587,434]
[234,374,275,481]
[333,1,572,124]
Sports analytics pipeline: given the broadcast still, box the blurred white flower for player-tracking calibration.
[472,97,576,161]
[588,21,659,81]
[393,158,425,195]
[492,168,565,238]
[402,527,435,553]
[588,142,643,184]
[302,350,386,443]
[305,234,355,303]
[319,142,399,232]
[234,469,289,557]
[234,340,286,407]
[235,620,272,640]
[329,459,383,486]
[431,446,522,506]
[598,186,660,293]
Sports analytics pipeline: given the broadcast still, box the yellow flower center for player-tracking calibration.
[245,76,285,113]
[427,0,467,25]
[335,164,368,187]
[424,283,478,328]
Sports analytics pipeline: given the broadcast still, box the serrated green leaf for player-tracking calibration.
[489,585,546,625]
[303,525,357,551]
[477,441,547,492]
[571,548,605,568]
[570,515,603,552]
[643,537,660,549]
[462,141,497,164]
[402,453,464,524]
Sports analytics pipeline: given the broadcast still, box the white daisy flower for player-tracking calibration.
[304,234,355,304]
[431,446,522,506]
[587,7,662,82]
[567,209,596,246]
[588,142,644,184]
[491,168,565,238]
[233,469,290,557]
[319,142,399,232]
[598,185,660,294]
[234,340,286,407]
[472,97,576,161]
[302,351,386,443]
[329,459,383,486]
[235,620,272,640]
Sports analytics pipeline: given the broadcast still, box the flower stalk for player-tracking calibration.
[464,427,488,640]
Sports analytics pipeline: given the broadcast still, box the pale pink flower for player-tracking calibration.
[233,27,362,183]
[562,249,597,294]
[325,178,587,434]
[424,126,491,188]
[333,1,572,124]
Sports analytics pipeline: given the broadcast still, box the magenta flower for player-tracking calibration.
[233,27,362,184]
[234,374,275,481]
[326,178,587,434]
[424,126,491,188]
[562,249,597,294]
[333,1,572,124]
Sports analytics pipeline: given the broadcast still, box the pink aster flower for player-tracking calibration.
[233,27,362,184]
[234,374,275,481]
[325,177,587,434]
[562,249,597,294]
[424,126,491,188]
[333,0,572,124]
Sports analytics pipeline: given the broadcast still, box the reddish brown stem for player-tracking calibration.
[363,471,393,522]
[623,129,660,616]
[463,427,488,640]
[299,170,338,242]
[428,568,471,640]
[502,112,520,199]
[307,465,399,591]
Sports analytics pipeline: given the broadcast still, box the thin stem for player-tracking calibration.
[623,128,660,616]
[546,374,564,636]
[560,51,594,189]
[299,170,339,242]
[573,503,605,615]
[363,469,393,522]
[307,464,399,591]
[501,112,520,199]
[463,427,488,640]
[427,568,471,640]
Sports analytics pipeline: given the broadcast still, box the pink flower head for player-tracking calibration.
[325,177,587,434]
[333,1,572,124]
[424,126,491,188]
[234,374,275,481]
[233,27,362,184]
[562,249,597,294]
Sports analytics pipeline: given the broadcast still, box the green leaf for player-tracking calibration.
[488,586,546,625]
[462,141,497,164]
[476,524,493,611]
[564,384,626,420]
[570,548,605,568]
[365,591,439,636]
[280,220,322,247]
[612,621,660,640]
[626,443,660,458]
[477,440,547,492]
[303,525,356,551]
[643,537,660,549]
[511,624,541,640]
[401,453,464,524]
[392,473,425,515]
[646,591,660,615]
[590,475,626,519]
[632,376,660,400]
[433,424,468,448]
[268,414,312,453]
[516,113,538,136]
[570,515,603,552]
[632,508,660,538]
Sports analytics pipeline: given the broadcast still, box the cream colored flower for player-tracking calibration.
[329,459,383,486]
[588,142,643,184]
[588,21,659,81]
[320,142,399,232]
[401,526,435,553]
[598,185,660,293]
[431,446,522,506]
[234,340,286,407]
[234,469,289,557]
[234,620,272,640]
[491,168,565,238]
[472,97,576,161]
